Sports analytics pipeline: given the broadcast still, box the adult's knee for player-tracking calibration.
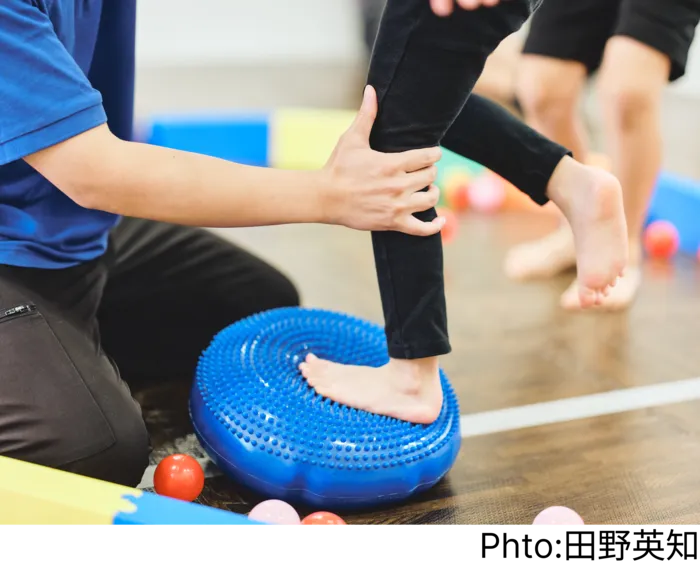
[516,57,582,130]
[64,416,151,488]
[0,291,151,488]
[240,263,301,315]
[0,412,150,489]
[263,269,300,310]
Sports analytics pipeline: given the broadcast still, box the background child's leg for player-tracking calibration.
[301,0,541,424]
[517,56,591,164]
[557,37,670,309]
[503,0,618,283]
[443,93,626,310]
[560,0,700,309]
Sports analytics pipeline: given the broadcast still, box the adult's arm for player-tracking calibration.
[1,1,443,236]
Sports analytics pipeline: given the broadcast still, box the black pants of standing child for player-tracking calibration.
[367,0,568,359]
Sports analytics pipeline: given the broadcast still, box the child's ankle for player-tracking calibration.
[390,356,439,377]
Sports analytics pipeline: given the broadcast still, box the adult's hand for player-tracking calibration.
[321,85,444,236]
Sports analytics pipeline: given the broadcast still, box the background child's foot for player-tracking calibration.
[503,224,576,281]
[299,354,442,424]
[560,266,641,311]
[546,157,628,308]
[560,241,642,310]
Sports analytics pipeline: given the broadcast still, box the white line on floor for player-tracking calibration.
[459,376,700,438]
[138,377,700,489]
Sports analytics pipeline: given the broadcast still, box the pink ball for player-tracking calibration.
[248,499,301,525]
[468,173,505,213]
[533,506,585,525]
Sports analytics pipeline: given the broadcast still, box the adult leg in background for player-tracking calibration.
[300,0,626,424]
[0,259,150,487]
[97,218,300,390]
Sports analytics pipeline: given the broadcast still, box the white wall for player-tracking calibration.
[671,36,700,96]
[136,0,700,97]
[135,0,365,67]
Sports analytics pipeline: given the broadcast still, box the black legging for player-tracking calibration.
[367,0,566,359]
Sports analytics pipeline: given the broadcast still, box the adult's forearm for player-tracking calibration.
[83,139,327,227]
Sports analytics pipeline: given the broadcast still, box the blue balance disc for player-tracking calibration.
[190,307,461,510]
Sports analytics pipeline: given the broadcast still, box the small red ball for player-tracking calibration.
[301,511,347,525]
[444,172,471,212]
[643,220,679,260]
[153,454,205,502]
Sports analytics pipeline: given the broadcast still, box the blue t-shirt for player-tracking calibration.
[0,0,136,269]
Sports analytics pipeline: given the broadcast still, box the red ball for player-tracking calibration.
[643,220,679,260]
[446,183,470,212]
[444,171,471,212]
[301,511,347,525]
[153,454,205,502]
[436,207,458,244]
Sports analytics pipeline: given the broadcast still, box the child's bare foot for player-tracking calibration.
[560,266,641,311]
[560,242,642,311]
[505,157,628,308]
[503,223,576,281]
[547,157,628,308]
[299,354,442,424]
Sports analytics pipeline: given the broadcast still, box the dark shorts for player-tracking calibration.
[523,0,700,81]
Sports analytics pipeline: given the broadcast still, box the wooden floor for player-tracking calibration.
[135,212,700,524]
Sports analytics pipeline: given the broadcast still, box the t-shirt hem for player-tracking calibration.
[0,103,107,166]
[0,240,110,270]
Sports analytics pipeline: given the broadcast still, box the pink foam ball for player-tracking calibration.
[533,506,585,525]
[248,499,301,525]
[468,173,506,213]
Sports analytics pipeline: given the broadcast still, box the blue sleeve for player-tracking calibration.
[0,0,107,165]
[88,0,137,142]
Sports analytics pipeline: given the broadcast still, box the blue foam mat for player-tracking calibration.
[114,492,262,525]
[647,171,700,255]
[146,113,270,167]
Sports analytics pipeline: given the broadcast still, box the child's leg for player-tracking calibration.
[559,0,700,310]
[301,0,535,424]
[503,0,618,283]
[301,0,622,423]
[444,94,626,307]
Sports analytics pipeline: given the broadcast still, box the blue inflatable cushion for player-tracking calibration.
[190,307,461,510]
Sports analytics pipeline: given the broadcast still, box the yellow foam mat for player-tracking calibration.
[270,108,355,170]
[0,456,140,524]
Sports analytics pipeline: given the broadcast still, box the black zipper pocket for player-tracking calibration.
[0,304,37,324]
